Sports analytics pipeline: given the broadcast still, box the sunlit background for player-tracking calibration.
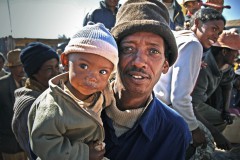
[0,0,239,39]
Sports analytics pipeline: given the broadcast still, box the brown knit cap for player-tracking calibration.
[111,0,178,66]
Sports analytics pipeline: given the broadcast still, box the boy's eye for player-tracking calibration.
[99,70,107,75]
[80,64,88,69]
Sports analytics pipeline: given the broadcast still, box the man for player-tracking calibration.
[0,52,8,77]
[101,0,191,160]
[0,49,27,160]
[192,30,240,150]
[12,42,60,159]
[183,0,202,29]
[160,0,185,30]
[154,8,226,159]
[83,0,120,30]
[184,0,202,17]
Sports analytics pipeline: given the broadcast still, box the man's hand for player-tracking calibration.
[191,127,207,148]
[221,111,233,125]
[88,141,106,160]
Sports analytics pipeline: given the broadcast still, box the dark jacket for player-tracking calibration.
[83,1,120,30]
[102,93,191,160]
[0,74,23,153]
[192,49,223,105]
[170,0,185,30]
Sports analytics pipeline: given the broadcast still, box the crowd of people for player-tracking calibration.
[0,0,240,160]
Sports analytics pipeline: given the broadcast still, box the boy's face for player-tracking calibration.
[195,19,225,49]
[63,52,114,99]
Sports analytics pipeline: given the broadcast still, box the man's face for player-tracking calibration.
[184,1,201,14]
[105,0,119,8]
[223,49,239,66]
[9,64,25,82]
[118,32,169,96]
[195,20,225,49]
[32,58,60,88]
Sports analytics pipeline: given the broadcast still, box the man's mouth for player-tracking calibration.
[128,71,150,80]
[131,75,144,79]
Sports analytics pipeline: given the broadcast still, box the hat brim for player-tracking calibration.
[5,61,22,67]
[111,20,178,66]
[212,42,240,51]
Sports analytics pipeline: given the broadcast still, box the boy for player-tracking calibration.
[28,23,118,160]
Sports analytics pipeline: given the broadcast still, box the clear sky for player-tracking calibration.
[0,0,239,39]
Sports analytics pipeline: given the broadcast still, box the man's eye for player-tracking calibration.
[120,46,136,54]
[80,64,88,69]
[45,68,53,72]
[150,48,160,55]
[99,70,107,75]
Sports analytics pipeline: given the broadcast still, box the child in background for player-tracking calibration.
[28,23,118,160]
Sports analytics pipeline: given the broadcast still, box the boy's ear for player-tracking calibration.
[61,53,69,66]
[191,18,201,32]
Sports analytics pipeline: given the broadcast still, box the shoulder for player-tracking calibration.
[152,97,189,129]
[174,30,200,44]
[0,73,11,82]
[0,74,12,90]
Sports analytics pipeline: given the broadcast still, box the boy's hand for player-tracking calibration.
[88,141,105,160]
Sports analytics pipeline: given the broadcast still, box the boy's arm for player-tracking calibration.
[28,101,89,160]
[171,41,202,131]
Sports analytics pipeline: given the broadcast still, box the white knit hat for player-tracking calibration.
[64,22,119,71]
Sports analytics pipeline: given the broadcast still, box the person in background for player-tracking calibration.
[160,0,185,30]
[154,8,226,160]
[11,42,60,159]
[192,30,240,151]
[183,0,202,17]
[183,0,202,29]
[56,48,65,73]
[28,23,118,160]
[0,52,9,77]
[101,0,191,159]
[83,0,120,30]
[229,70,240,116]
[0,49,27,160]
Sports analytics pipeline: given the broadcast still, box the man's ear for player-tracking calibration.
[222,48,228,57]
[162,60,169,74]
[61,53,69,67]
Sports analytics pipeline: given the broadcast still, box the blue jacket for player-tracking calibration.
[83,1,120,30]
[102,94,191,160]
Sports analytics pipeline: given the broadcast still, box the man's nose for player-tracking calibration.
[132,50,147,68]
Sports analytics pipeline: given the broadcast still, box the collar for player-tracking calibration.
[25,78,48,92]
[138,93,159,141]
[160,0,176,9]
